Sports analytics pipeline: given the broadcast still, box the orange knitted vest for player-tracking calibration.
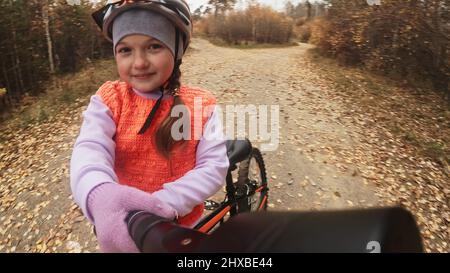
[95,81,216,227]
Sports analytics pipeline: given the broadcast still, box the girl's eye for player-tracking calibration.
[148,44,163,50]
[117,47,131,54]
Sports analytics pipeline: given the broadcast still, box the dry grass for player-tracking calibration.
[0,59,117,136]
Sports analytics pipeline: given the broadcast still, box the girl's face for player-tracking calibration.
[115,34,174,92]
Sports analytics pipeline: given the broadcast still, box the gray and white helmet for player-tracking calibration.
[92,0,192,61]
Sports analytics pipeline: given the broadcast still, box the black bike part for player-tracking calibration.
[195,207,423,253]
[204,199,221,210]
[127,211,208,253]
[225,139,252,167]
[236,148,268,213]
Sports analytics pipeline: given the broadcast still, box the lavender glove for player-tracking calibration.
[87,182,177,253]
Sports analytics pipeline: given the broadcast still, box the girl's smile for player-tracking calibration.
[133,72,156,80]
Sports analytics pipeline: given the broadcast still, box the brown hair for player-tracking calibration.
[155,63,188,158]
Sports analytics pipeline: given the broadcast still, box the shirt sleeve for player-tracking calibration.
[152,106,230,216]
[70,94,118,223]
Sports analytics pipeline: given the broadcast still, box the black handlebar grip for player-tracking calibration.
[126,210,170,252]
[126,210,209,253]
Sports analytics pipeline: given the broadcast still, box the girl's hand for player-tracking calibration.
[87,182,177,253]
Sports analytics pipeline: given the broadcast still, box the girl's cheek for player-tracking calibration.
[116,59,129,78]
[117,68,127,81]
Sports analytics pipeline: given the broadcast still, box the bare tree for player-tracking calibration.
[42,0,55,74]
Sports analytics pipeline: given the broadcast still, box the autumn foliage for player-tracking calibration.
[311,0,449,97]
[0,0,110,116]
[197,4,294,44]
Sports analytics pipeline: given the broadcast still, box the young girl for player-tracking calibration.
[70,0,229,253]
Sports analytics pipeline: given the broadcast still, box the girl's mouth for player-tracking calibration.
[133,73,155,80]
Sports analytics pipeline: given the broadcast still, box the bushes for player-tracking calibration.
[197,4,294,45]
[311,0,449,97]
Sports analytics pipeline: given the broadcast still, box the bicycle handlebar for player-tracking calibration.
[126,210,208,252]
[127,207,423,253]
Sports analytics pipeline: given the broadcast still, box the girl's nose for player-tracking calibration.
[133,53,149,69]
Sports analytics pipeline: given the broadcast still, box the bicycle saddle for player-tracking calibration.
[225,139,252,166]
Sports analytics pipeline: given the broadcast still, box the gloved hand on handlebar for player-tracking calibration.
[87,182,178,253]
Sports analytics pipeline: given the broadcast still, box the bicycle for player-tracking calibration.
[195,138,269,233]
[126,139,423,253]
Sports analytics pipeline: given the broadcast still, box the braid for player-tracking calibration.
[155,62,188,158]
[165,61,182,96]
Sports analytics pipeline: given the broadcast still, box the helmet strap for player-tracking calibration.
[137,86,164,135]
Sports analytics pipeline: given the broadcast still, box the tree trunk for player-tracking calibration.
[42,1,55,74]
[306,1,312,20]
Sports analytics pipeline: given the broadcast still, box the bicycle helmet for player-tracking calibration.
[92,0,192,61]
